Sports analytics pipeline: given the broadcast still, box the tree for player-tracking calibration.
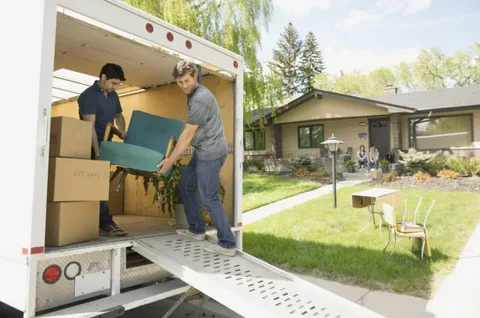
[299,31,324,94]
[125,0,275,123]
[314,42,480,96]
[268,22,303,99]
[315,68,394,97]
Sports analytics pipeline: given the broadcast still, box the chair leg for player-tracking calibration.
[383,229,392,253]
[116,171,128,192]
[110,167,122,183]
[390,235,398,256]
[421,238,425,260]
[152,177,160,197]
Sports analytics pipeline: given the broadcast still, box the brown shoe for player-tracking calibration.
[99,224,127,237]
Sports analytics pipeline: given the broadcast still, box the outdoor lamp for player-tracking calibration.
[321,134,344,208]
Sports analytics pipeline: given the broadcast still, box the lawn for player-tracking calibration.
[243,184,480,299]
[242,173,322,212]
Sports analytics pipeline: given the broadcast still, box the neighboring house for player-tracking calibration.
[244,84,480,162]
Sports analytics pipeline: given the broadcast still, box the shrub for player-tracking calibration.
[423,151,447,175]
[413,171,431,183]
[464,158,480,176]
[294,154,312,166]
[445,157,467,175]
[383,172,397,182]
[437,169,460,179]
[295,167,311,177]
[246,158,264,172]
[346,160,356,167]
[398,148,435,172]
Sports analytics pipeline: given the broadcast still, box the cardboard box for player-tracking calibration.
[370,169,383,180]
[45,201,99,246]
[108,191,124,215]
[47,158,110,202]
[50,116,92,159]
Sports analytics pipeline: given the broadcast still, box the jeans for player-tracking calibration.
[369,160,379,170]
[91,147,115,229]
[178,154,236,249]
[100,201,115,228]
[358,158,367,168]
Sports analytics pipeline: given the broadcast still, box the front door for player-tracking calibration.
[369,117,390,160]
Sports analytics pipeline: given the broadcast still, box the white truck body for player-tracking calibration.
[0,1,384,317]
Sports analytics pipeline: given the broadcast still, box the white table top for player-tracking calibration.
[351,187,399,198]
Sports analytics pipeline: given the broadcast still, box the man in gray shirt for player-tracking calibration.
[157,60,236,257]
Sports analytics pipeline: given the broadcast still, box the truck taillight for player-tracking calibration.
[185,40,192,49]
[166,32,174,42]
[145,23,154,33]
[43,265,62,284]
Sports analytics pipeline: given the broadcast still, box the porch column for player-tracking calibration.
[390,114,402,162]
[271,124,283,159]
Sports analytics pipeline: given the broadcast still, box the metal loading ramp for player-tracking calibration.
[133,234,384,318]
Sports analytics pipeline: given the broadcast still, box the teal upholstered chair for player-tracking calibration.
[100,110,184,190]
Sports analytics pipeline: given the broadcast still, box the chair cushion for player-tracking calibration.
[100,141,164,173]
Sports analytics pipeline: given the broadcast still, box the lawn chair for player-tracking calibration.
[382,198,435,259]
[99,110,184,192]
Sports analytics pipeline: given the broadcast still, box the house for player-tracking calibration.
[244,84,480,163]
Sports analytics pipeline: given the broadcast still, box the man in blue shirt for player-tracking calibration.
[78,63,128,237]
[157,60,236,257]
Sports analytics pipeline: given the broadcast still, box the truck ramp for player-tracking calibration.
[133,234,384,318]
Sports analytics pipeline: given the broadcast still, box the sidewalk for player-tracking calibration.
[243,179,366,225]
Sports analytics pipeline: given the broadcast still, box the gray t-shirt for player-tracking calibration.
[187,85,227,161]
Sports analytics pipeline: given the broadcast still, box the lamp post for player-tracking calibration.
[321,134,344,208]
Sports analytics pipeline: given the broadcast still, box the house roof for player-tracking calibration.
[246,88,417,125]
[247,84,480,126]
[366,84,480,111]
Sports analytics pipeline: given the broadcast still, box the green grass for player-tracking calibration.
[243,185,480,299]
[242,173,322,212]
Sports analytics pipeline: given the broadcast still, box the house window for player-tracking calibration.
[244,130,265,150]
[409,115,473,150]
[298,125,324,148]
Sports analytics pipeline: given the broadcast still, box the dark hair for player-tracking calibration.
[360,145,365,150]
[172,60,197,79]
[99,63,126,81]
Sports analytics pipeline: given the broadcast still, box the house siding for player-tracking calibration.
[281,117,371,159]
[274,95,390,124]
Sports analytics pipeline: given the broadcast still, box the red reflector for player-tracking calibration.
[233,61,239,68]
[43,265,62,284]
[166,32,174,42]
[185,40,192,49]
[145,23,154,33]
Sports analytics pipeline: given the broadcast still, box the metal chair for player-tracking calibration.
[382,197,435,259]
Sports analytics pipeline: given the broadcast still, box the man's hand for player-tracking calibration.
[157,157,174,175]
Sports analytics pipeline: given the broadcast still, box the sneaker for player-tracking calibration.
[99,224,127,237]
[203,244,236,257]
[176,229,206,241]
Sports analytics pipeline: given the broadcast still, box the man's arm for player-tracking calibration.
[82,114,100,158]
[167,123,198,162]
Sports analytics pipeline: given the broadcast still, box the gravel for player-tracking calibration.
[368,176,480,193]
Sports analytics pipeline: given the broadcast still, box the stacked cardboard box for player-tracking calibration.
[46,116,110,247]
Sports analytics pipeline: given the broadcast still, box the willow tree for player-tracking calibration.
[126,0,279,125]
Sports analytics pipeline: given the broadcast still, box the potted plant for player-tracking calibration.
[345,159,356,173]
[380,159,390,173]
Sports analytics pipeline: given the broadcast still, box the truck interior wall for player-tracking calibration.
[51,75,235,223]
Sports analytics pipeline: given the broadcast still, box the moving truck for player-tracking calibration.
[0,1,384,317]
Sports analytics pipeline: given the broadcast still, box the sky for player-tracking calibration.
[259,0,480,75]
